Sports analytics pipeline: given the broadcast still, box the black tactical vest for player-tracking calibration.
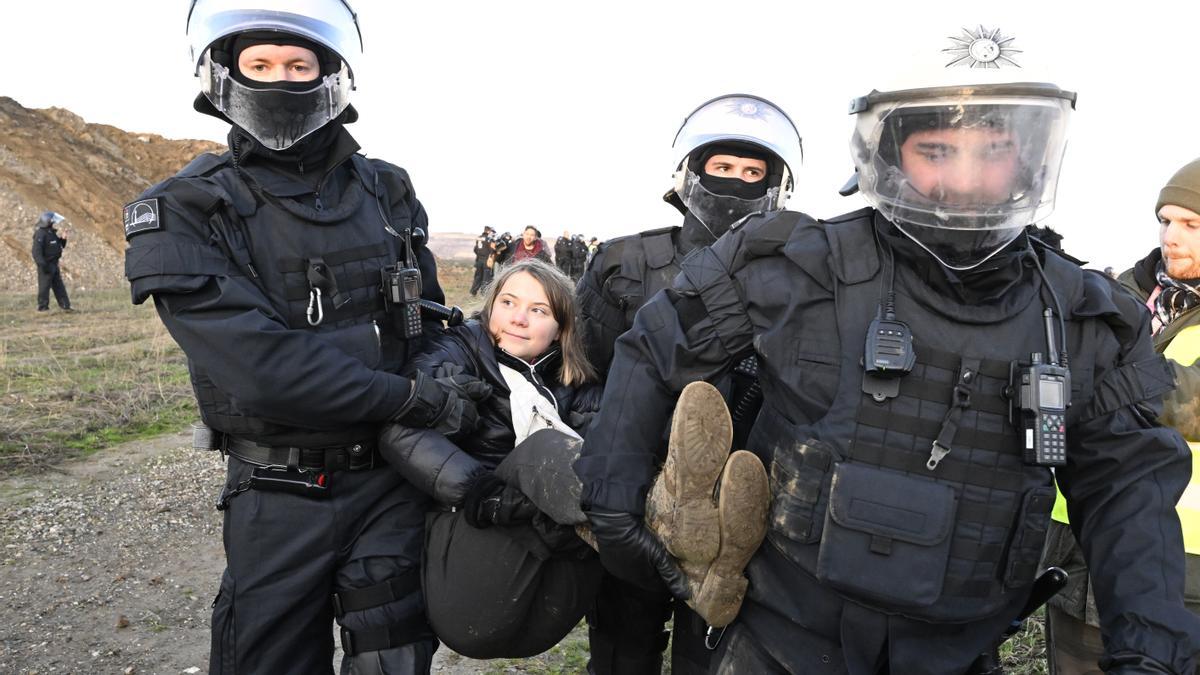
[607,226,680,328]
[174,154,419,444]
[747,213,1097,622]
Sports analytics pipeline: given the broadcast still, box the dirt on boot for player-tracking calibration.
[645,381,732,569]
[689,449,770,628]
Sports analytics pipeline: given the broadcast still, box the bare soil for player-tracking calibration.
[0,430,586,675]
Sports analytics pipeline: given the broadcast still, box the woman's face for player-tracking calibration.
[489,271,560,361]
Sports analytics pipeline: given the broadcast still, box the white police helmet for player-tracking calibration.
[850,26,1075,270]
[670,94,803,233]
[186,0,364,150]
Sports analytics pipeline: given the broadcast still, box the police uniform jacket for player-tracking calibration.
[123,127,443,449]
[576,212,719,372]
[32,219,66,269]
[575,208,1200,673]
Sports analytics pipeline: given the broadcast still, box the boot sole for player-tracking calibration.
[692,450,769,627]
[658,381,733,564]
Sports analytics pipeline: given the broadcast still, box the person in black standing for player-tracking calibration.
[570,234,588,281]
[575,93,804,675]
[471,226,496,296]
[32,211,72,312]
[555,229,574,277]
[124,1,482,672]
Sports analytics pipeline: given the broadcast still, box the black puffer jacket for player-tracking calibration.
[380,320,602,506]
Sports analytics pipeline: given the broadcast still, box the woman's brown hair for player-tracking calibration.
[477,258,597,386]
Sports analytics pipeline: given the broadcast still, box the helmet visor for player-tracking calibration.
[853,93,1071,268]
[679,170,778,236]
[200,53,351,150]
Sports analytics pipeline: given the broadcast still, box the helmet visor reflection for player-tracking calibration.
[680,170,778,236]
[201,53,350,150]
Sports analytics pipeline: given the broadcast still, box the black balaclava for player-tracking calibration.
[878,214,1034,313]
[688,142,772,200]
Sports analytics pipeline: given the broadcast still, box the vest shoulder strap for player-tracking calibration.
[823,209,879,285]
[177,152,232,178]
[641,229,677,270]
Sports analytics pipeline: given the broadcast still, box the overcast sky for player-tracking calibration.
[3,1,1199,269]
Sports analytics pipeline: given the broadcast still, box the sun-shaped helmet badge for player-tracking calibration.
[943,26,1022,69]
[724,98,771,121]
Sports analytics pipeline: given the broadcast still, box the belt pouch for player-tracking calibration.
[816,462,956,607]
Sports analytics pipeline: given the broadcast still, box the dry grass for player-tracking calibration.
[0,260,477,475]
[0,288,193,472]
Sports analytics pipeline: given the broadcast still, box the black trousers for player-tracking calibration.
[36,263,70,310]
[210,456,436,674]
[423,430,602,659]
[469,264,491,295]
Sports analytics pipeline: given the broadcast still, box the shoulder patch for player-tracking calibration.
[123,198,162,239]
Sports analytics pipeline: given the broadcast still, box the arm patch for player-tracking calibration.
[123,198,162,239]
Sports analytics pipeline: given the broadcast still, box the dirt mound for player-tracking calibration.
[0,97,223,293]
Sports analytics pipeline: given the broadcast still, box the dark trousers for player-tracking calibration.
[210,456,436,674]
[423,429,601,658]
[469,264,491,295]
[36,263,70,310]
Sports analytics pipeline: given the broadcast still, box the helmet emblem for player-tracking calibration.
[943,26,1022,69]
[725,99,770,120]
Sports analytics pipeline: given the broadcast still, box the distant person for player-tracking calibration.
[555,229,574,276]
[1042,156,1200,674]
[512,225,551,263]
[1103,265,1116,279]
[570,234,588,280]
[471,225,497,295]
[493,231,515,266]
[586,237,600,267]
[32,211,72,312]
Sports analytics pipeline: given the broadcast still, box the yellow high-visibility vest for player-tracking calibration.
[1051,324,1200,555]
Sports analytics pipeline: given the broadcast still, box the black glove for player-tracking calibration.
[586,509,691,600]
[433,362,493,402]
[462,474,540,528]
[392,370,486,436]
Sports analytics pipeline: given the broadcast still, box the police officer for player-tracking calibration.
[32,211,72,312]
[471,226,496,296]
[575,93,802,675]
[575,28,1200,674]
[555,229,574,277]
[571,234,588,280]
[124,1,478,672]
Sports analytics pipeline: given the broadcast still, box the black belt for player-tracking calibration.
[223,436,381,472]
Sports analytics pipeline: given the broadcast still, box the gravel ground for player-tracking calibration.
[0,433,513,675]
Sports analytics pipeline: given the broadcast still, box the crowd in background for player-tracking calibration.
[470,225,601,296]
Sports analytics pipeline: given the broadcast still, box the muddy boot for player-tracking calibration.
[689,449,769,627]
[645,381,733,579]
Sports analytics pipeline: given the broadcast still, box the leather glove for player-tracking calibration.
[462,474,540,528]
[433,362,494,402]
[586,509,691,600]
[392,370,486,436]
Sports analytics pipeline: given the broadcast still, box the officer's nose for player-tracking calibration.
[936,165,986,205]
